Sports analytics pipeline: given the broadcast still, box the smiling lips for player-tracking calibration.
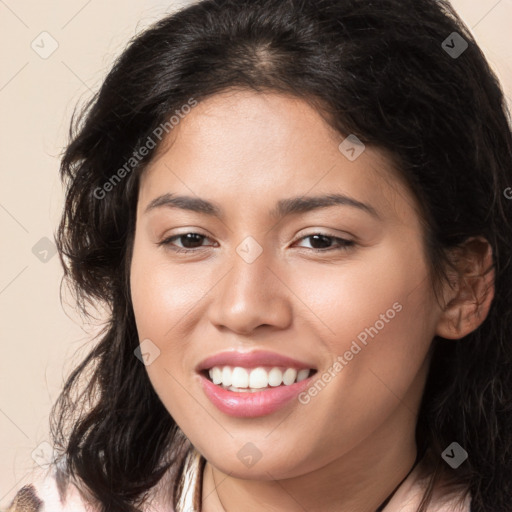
[196,350,318,417]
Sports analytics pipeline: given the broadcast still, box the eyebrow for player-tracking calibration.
[144,192,380,220]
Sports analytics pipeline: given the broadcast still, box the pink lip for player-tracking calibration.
[196,350,318,418]
[196,350,316,372]
[198,372,316,418]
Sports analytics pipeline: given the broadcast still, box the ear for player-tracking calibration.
[435,236,495,340]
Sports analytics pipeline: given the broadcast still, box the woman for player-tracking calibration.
[5,0,512,511]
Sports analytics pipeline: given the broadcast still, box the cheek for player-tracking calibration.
[290,238,436,405]
[130,239,206,342]
[129,239,216,405]
[130,242,206,426]
[293,239,433,343]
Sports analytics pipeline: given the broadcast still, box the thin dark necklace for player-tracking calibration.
[375,456,420,511]
[211,457,419,512]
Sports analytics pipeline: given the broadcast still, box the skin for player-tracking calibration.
[129,89,495,512]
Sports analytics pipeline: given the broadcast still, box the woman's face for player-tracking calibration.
[130,89,444,479]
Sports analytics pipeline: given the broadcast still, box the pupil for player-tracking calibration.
[182,233,203,248]
[310,234,331,249]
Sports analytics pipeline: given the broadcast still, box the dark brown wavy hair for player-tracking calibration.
[49,0,512,511]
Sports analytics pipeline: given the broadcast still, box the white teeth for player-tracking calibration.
[249,367,268,389]
[231,367,249,388]
[283,368,297,385]
[222,366,232,387]
[268,367,283,387]
[296,369,310,382]
[226,386,261,393]
[210,367,222,385]
[206,365,313,390]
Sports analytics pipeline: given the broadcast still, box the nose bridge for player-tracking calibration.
[209,236,291,333]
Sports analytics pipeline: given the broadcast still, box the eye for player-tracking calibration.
[157,231,355,254]
[293,233,355,252]
[157,232,213,253]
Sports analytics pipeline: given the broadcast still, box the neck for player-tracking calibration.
[201,406,420,512]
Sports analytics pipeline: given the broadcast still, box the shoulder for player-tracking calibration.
[3,484,43,512]
[2,462,98,512]
[2,452,197,512]
[3,473,96,512]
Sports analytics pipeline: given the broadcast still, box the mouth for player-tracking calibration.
[197,364,318,418]
[200,365,317,392]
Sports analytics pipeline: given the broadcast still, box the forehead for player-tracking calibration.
[138,89,420,224]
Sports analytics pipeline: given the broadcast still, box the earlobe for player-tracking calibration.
[435,237,495,340]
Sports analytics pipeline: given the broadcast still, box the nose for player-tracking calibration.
[207,246,293,335]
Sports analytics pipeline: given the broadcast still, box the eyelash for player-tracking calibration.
[157,232,355,254]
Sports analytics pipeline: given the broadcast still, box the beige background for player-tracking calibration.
[1,0,511,507]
